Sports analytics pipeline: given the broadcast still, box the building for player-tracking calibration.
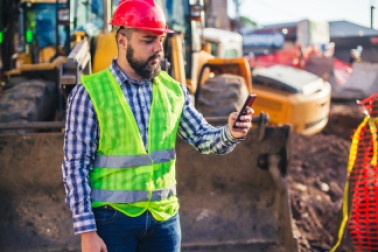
[204,0,230,30]
[242,20,378,63]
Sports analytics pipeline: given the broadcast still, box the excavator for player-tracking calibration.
[0,0,296,251]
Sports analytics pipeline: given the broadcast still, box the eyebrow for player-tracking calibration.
[141,35,165,39]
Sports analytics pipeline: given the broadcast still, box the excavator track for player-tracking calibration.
[0,78,59,133]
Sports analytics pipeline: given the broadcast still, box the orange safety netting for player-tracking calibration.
[332,93,378,252]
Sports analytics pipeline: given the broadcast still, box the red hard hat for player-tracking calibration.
[110,0,173,34]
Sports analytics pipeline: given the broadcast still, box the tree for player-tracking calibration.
[240,15,257,28]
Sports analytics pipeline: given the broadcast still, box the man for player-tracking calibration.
[62,0,253,251]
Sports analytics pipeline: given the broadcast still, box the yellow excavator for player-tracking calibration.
[0,0,296,251]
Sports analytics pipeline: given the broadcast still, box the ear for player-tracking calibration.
[117,34,127,49]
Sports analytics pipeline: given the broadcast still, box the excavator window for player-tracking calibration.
[73,0,106,37]
[19,3,68,63]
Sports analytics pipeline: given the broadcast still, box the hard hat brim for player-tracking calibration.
[135,26,174,34]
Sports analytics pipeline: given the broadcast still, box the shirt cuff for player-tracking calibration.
[73,211,97,235]
[223,125,244,145]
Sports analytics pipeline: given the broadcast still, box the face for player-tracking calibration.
[124,30,165,80]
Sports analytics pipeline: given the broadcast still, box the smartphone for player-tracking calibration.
[232,94,257,129]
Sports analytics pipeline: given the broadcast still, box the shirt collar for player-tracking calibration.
[110,59,152,86]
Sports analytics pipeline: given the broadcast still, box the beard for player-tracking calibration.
[126,45,161,80]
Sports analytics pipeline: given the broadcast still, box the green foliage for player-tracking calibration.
[240,15,257,28]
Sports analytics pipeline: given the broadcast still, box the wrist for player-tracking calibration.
[226,125,244,142]
[81,231,97,238]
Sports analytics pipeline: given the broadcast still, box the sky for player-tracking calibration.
[228,0,378,29]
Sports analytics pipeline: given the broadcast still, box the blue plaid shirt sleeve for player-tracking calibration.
[62,84,98,234]
[178,86,239,154]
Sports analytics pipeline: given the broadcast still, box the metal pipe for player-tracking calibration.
[18,4,25,52]
[0,121,65,130]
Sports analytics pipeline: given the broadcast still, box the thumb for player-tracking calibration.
[228,112,239,124]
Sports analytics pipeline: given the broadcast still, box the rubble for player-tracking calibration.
[289,102,365,251]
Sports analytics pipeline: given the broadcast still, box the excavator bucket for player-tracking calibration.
[0,118,296,252]
[0,133,79,252]
[177,118,296,252]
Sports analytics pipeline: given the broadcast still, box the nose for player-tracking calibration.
[154,40,163,53]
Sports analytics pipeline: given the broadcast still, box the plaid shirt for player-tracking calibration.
[62,60,239,234]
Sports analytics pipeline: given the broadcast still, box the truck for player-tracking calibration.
[0,0,297,251]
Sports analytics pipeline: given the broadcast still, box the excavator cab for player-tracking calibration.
[0,0,73,126]
[0,0,111,125]
[12,0,70,65]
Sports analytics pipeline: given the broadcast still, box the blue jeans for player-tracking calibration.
[93,206,181,252]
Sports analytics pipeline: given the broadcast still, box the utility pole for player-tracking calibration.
[233,0,242,32]
[371,0,376,29]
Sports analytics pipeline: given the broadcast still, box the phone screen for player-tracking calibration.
[232,94,256,129]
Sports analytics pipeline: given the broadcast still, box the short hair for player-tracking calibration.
[114,26,135,41]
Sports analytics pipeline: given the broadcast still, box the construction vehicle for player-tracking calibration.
[243,19,333,135]
[0,0,296,251]
[252,65,331,135]
[203,27,243,58]
[201,23,332,135]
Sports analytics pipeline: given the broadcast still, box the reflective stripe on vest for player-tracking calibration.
[94,149,176,168]
[91,185,176,203]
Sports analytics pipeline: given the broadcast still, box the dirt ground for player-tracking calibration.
[289,101,366,251]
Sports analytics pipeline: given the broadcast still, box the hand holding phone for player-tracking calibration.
[232,94,256,129]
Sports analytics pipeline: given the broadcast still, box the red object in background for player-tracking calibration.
[333,58,352,86]
[370,37,378,44]
[249,47,304,69]
[247,46,353,87]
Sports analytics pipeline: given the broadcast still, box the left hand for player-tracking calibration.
[228,107,253,139]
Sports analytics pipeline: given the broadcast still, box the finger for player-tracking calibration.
[229,112,239,121]
[239,115,252,122]
[231,127,249,134]
[234,122,251,128]
[244,107,254,115]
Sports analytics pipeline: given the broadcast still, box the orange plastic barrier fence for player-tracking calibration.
[332,93,378,252]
